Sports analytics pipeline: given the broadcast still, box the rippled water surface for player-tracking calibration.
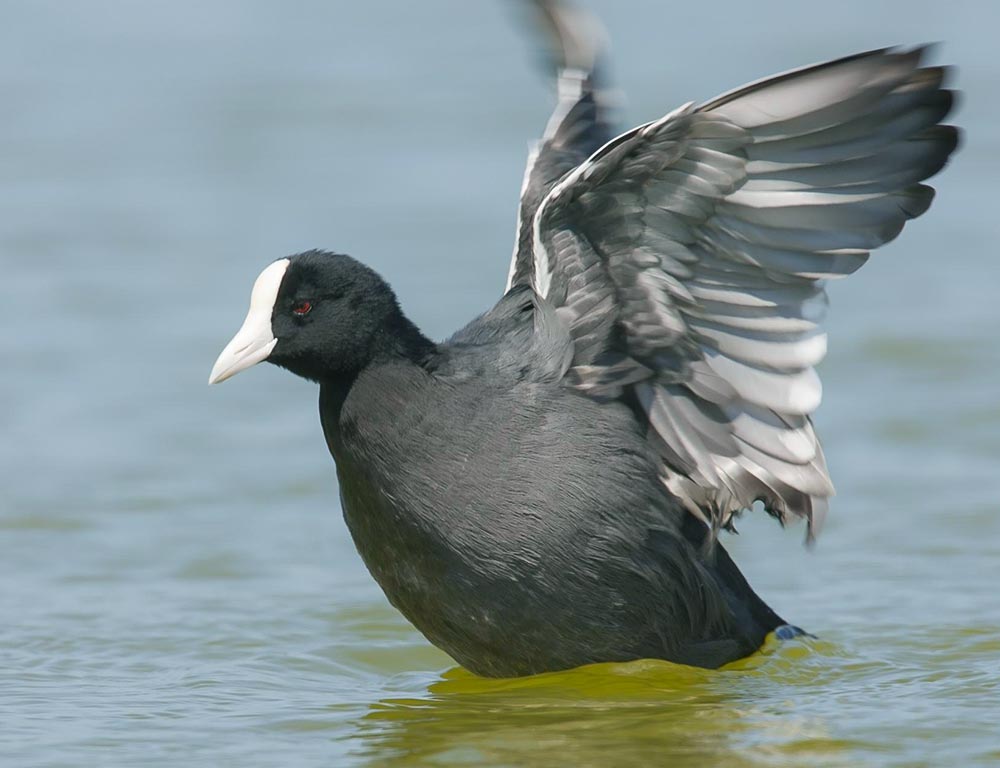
[3,1,998,765]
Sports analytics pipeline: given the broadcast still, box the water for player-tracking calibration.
[2,1,998,765]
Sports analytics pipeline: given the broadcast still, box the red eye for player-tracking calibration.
[291,300,313,316]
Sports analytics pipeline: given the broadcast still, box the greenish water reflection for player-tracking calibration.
[354,637,862,767]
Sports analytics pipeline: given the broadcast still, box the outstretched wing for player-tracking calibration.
[506,0,618,291]
[528,46,959,539]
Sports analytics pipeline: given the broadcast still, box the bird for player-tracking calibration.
[208,0,959,677]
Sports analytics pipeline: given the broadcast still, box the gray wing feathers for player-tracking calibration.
[531,46,958,538]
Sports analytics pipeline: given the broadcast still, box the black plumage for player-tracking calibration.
[210,1,958,676]
[284,253,786,676]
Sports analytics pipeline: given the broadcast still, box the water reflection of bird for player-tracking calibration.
[209,0,958,676]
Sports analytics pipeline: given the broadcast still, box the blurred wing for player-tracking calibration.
[531,47,959,538]
[506,0,618,291]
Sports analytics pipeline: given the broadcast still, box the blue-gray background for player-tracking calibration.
[2,2,997,766]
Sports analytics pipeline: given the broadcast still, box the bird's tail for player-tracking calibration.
[682,515,789,644]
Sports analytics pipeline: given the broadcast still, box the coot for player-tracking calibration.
[209,0,958,676]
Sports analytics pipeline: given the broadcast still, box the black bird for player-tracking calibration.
[209,1,958,676]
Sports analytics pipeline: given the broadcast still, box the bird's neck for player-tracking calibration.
[317,313,435,453]
[376,312,437,370]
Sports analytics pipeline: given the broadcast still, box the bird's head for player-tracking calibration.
[209,249,407,385]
